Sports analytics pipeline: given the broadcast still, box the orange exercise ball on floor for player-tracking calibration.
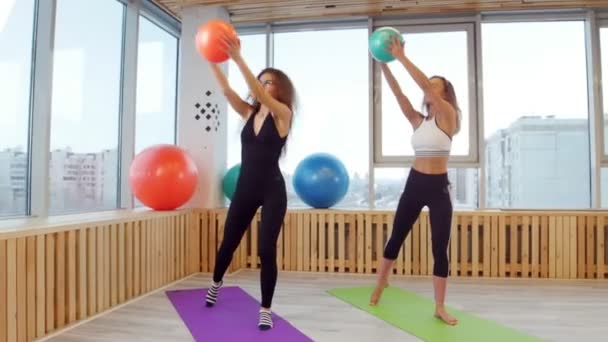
[129,144,199,210]
[195,19,238,63]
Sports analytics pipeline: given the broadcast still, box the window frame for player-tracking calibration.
[140,0,181,38]
[598,19,607,161]
[133,14,180,149]
[234,25,269,69]
[371,22,479,168]
[596,17,608,208]
[28,0,60,218]
[119,0,182,209]
[129,13,181,209]
[139,1,181,147]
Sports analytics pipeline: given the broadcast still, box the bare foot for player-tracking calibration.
[434,307,458,325]
[369,281,389,306]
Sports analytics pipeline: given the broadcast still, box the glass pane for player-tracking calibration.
[274,28,370,208]
[381,30,470,157]
[601,27,608,155]
[0,0,35,217]
[482,22,590,208]
[374,168,478,209]
[602,168,608,208]
[133,16,179,208]
[49,0,124,214]
[135,15,178,153]
[226,34,267,170]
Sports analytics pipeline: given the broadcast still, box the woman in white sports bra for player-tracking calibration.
[369,34,461,326]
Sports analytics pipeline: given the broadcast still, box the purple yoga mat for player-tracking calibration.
[166,286,313,341]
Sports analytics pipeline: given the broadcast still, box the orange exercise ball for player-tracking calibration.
[195,19,238,63]
[129,144,199,210]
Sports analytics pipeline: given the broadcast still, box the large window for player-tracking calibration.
[135,15,179,154]
[226,33,267,170]
[376,24,475,163]
[273,28,370,208]
[482,21,589,209]
[0,0,36,217]
[49,0,124,214]
[374,168,478,209]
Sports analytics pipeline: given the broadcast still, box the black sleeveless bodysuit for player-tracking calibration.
[238,111,287,188]
[212,110,288,309]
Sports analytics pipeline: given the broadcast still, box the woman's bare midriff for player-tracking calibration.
[412,156,449,175]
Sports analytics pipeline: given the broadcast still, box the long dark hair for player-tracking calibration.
[249,68,296,116]
[422,75,461,135]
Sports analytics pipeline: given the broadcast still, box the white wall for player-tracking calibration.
[177,5,229,208]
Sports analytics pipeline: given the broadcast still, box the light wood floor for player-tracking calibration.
[41,270,608,342]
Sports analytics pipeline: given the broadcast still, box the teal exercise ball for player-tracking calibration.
[222,163,240,200]
[369,26,404,63]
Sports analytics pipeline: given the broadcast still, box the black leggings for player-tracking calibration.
[212,174,287,308]
[383,168,453,278]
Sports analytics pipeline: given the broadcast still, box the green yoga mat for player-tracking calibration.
[327,286,541,342]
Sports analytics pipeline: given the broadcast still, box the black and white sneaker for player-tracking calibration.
[205,280,223,307]
[258,310,273,331]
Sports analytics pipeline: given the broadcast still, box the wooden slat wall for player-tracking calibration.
[193,210,249,274]
[2,208,607,342]
[195,209,608,280]
[0,211,198,342]
[154,0,608,23]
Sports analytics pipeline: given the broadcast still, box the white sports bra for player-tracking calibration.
[411,117,452,157]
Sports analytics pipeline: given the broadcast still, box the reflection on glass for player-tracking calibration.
[0,0,36,217]
[483,22,589,209]
[49,0,124,214]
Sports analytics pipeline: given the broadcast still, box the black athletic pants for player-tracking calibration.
[383,168,453,278]
[212,173,286,308]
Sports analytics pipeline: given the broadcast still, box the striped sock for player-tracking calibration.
[258,310,273,330]
[205,280,222,307]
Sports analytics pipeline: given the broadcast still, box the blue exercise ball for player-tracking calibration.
[293,153,349,209]
[369,26,404,63]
